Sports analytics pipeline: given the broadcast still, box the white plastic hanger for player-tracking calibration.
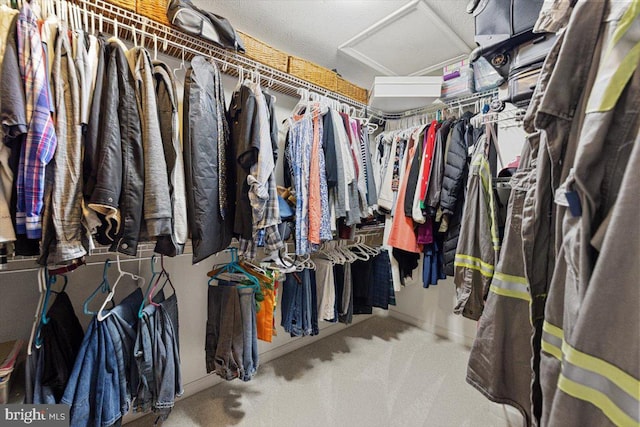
[131,24,137,47]
[97,255,144,321]
[291,88,309,116]
[233,64,244,91]
[153,34,158,61]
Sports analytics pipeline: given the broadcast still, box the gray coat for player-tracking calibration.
[41,28,86,264]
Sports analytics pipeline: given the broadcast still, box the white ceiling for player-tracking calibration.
[192,0,476,90]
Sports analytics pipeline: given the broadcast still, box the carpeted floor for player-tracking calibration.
[127,316,521,427]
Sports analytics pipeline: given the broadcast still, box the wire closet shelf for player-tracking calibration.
[67,0,370,111]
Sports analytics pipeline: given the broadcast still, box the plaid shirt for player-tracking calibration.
[16,3,57,239]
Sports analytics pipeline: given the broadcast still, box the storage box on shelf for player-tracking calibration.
[238,31,289,73]
[441,59,474,100]
[110,0,136,12]
[337,77,368,104]
[288,56,338,92]
[137,0,170,26]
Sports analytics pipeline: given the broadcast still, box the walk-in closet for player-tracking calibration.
[0,0,637,426]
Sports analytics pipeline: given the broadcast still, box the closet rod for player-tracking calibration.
[372,89,500,122]
[0,255,161,275]
[65,0,370,112]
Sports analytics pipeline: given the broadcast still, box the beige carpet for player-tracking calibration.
[127,316,521,427]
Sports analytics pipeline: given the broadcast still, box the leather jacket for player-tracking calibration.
[89,39,143,256]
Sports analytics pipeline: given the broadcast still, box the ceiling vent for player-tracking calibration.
[338,0,472,77]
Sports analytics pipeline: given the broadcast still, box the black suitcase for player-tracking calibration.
[499,34,557,107]
[467,0,546,78]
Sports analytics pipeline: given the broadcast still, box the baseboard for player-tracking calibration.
[388,309,475,347]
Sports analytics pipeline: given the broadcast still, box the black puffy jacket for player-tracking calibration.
[440,111,477,275]
[89,40,144,256]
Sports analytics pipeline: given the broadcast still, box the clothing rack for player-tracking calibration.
[1,225,385,273]
[380,89,498,130]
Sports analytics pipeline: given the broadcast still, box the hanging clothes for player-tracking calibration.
[439,111,476,276]
[466,137,538,425]
[0,8,18,245]
[0,3,56,257]
[453,133,500,321]
[153,61,188,256]
[387,130,422,253]
[313,257,336,322]
[183,56,233,263]
[61,288,145,427]
[31,291,85,404]
[134,291,183,419]
[370,250,396,310]
[238,82,283,259]
[535,1,640,424]
[280,269,317,336]
[40,25,86,265]
[14,2,57,241]
[206,282,257,381]
[126,46,172,241]
[88,39,143,255]
[256,274,277,343]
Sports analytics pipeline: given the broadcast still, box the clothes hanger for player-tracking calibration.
[33,270,69,348]
[83,259,112,316]
[238,259,272,285]
[27,268,48,355]
[153,34,158,61]
[148,255,176,308]
[347,244,370,261]
[138,255,159,318]
[207,248,260,291]
[97,255,144,321]
[291,88,309,116]
[130,23,137,48]
[359,236,380,256]
[39,272,68,326]
[235,65,245,90]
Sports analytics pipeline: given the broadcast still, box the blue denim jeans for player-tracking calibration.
[237,288,258,381]
[61,317,122,427]
[104,288,143,415]
[133,292,182,420]
[281,270,314,336]
[31,347,56,404]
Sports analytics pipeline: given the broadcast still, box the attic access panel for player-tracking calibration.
[339,0,472,77]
